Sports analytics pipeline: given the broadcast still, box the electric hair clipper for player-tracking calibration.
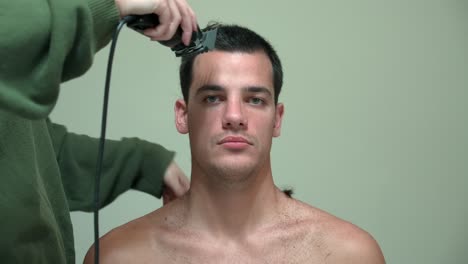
[125,14,217,57]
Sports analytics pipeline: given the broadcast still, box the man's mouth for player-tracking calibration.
[217,136,253,150]
[218,136,252,145]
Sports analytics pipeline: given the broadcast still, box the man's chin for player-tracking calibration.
[209,161,257,181]
[215,156,254,168]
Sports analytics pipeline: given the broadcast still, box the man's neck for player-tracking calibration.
[184,165,283,241]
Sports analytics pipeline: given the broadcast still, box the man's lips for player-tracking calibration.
[218,136,253,145]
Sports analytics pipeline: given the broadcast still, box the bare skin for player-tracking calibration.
[84,51,385,264]
[85,191,384,263]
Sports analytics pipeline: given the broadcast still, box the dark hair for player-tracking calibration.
[179,23,283,104]
[282,188,294,198]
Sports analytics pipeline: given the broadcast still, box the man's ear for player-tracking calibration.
[273,103,284,137]
[175,99,188,134]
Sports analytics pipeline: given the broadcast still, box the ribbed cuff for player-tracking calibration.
[138,143,176,198]
[87,0,120,50]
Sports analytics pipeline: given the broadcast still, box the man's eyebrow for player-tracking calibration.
[195,85,224,95]
[245,86,273,97]
[194,85,273,97]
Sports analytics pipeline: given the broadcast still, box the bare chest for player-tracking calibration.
[150,229,331,264]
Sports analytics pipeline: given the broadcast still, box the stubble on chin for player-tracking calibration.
[193,134,266,188]
[200,156,268,191]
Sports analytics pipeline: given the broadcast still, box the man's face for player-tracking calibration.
[175,51,284,181]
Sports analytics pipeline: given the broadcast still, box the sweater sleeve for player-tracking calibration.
[0,0,119,120]
[47,120,175,212]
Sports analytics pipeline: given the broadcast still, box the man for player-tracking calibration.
[0,0,197,263]
[85,23,386,263]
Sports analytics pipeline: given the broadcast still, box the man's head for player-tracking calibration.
[179,23,283,104]
[175,24,284,185]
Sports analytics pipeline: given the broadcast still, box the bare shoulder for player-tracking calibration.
[82,213,154,264]
[320,212,386,264]
[284,199,386,264]
[83,202,181,264]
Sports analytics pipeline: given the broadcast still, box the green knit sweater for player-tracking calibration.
[0,0,174,263]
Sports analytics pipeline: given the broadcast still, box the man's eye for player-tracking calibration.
[205,96,220,103]
[249,97,264,105]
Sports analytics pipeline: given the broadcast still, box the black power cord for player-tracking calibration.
[94,16,137,264]
[93,15,212,263]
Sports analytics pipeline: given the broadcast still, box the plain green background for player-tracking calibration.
[50,0,467,263]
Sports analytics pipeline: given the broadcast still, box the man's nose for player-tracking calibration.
[222,99,247,130]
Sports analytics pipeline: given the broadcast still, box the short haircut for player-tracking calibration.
[179,23,283,104]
